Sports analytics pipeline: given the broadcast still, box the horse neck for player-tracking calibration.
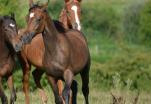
[0,27,13,57]
[59,8,71,28]
[0,26,5,42]
[42,15,59,55]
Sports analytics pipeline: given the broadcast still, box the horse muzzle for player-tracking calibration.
[72,22,81,31]
[20,31,36,44]
[13,41,23,52]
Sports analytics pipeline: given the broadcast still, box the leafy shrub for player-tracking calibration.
[82,3,119,36]
[123,0,151,45]
[123,0,145,42]
[138,0,151,45]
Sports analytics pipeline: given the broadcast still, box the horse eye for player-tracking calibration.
[67,12,70,16]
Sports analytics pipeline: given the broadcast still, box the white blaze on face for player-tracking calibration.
[71,5,81,31]
[30,12,35,18]
[9,23,15,27]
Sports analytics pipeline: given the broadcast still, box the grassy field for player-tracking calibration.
[1,0,151,103]
[5,88,151,104]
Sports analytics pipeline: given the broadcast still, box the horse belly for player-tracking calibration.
[71,46,89,73]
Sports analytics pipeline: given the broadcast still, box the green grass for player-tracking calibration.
[5,89,151,104]
[1,0,151,103]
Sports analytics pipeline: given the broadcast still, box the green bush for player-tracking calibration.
[123,0,151,45]
[123,1,145,42]
[82,3,119,36]
[138,0,151,45]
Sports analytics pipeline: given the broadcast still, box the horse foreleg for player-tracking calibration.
[32,69,48,104]
[7,74,16,104]
[47,75,63,104]
[62,69,73,104]
[22,64,31,104]
[18,53,31,104]
[57,80,67,104]
[57,80,63,97]
[0,77,8,104]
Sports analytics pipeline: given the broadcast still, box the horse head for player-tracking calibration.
[0,13,20,52]
[17,0,49,48]
[64,0,82,30]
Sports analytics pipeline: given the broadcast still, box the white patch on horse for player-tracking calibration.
[71,5,81,30]
[9,23,15,27]
[30,12,35,18]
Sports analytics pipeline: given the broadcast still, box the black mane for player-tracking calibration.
[53,20,66,33]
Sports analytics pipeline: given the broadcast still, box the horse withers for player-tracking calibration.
[0,14,18,104]
[15,1,90,104]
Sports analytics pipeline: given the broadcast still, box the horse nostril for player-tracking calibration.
[14,42,22,52]
[21,32,35,44]
[4,28,7,32]
[73,23,78,29]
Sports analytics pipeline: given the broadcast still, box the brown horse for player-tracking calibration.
[0,14,18,104]
[15,1,90,104]
[59,0,82,30]
[17,0,81,104]
[18,21,66,104]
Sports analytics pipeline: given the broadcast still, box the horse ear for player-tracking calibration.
[11,13,15,19]
[64,0,70,3]
[77,0,82,2]
[42,0,49,11]
[73,0,82,2]
[0,16,3,24]
[29,0,34,7]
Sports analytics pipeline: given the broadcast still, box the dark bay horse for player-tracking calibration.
[0,14,18,104]
[59,0,82,30]
[15,2,90,104]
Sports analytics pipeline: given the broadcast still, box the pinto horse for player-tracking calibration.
[59,0,82,30]
[15,1,90,104]
[0,14,18,104]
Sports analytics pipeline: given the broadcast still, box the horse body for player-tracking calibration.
[39,13,90,104]
[15,4,90,104]
[18,21,67,104]
[0,15,17,104]
[18,0,82,103]
[42,29,89,75]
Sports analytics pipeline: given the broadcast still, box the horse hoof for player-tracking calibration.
[10,94,17,104]
[2,96,8,104]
